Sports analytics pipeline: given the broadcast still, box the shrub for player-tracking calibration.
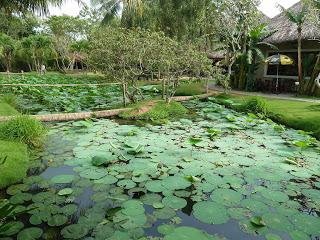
[175,83,205,96]
[240,96,269,116]
[0,116,47,148]
[121,101,188,121]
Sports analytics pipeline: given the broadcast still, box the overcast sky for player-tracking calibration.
[49,0,301,18]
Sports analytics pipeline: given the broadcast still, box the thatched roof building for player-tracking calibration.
[264,2,320,44]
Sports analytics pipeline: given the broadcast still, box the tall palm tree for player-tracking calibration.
[91,0,142,25]
[280,4,307,84]
[0,0,76,15]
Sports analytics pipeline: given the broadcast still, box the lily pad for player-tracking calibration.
[51,175,75,184]
[210,189,242,206]
[164,226,213,240]
[193,201,229,224]
[17,227,43,240]
[61,224,89,239]
[58,188,73,196]
[162,196,187,209]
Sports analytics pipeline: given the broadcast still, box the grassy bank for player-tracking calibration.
[0,140,29,188]
[0,99,46,188]
[218,94,320,139]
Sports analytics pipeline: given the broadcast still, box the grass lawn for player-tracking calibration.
[0,102,19,116]
[0,101,29,189]
[0,140,29,188]
[226,94,320,139]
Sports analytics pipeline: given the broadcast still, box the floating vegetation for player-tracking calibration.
[1,100,320,239]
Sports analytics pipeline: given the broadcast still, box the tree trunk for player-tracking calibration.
[122,82,127,107]
[297,27,303,84]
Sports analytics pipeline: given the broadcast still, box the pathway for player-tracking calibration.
[209,85,320,104]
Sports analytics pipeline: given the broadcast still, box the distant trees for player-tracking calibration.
[0,34,16,72]
[88,27,212,105]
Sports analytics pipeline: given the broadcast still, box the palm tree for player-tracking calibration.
[0,0,76,15]
[91,0,143,25]
[279,4,307,84]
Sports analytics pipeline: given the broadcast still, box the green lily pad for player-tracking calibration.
[17,227,43,240]
[162,176,191,191]
[162,196,187,209]
[153,202,165,209]
[265,233,282,240]
[61,224,89,239]
[51,175,75,184]
[0,221,24,236]
[164,226,214,240]
[262,213,293,232]
[210,189,242,206]
[153,207,176,220]
[79,168,107,180]
[92,154,113,166]
[291,213,320,235]
[260,189,289,203]
[117,179,136,189]
[157,224,176,235]
[193,201,229,224]
[58,188,73,196]
[289,230,310,240]
[48,215,68,227]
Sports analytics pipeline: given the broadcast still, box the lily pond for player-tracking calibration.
[2,100,320,240]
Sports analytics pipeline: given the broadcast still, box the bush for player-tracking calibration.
[0,116,47,148]
[121,101,188,121]
[240,96,269,116]
[175,83,205,96]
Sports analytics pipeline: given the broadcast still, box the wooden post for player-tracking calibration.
[122,82,127,107]
[205,78,209,94]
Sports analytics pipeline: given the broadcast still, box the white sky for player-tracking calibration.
[49,0,301,18]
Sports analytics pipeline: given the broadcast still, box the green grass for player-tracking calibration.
[120,100,188,121]
[0,102,19,116]
[0,116,47,148]
[0,102,32,189]
[221,94,320,139]
[175,83,206,96]
[0,140,29,189]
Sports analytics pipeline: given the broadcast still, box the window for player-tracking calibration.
[266,51,319,78]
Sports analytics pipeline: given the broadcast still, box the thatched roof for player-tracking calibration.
[264,2,320,44]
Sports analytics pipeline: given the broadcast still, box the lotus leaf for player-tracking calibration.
[61,224,89,239]
[61,204,78,215]
[92,154,113,166]
[79,169,107,180]
[157,224,175,235]
[48,214,68,226]
[162,196,187,209]
[0,221,24,236]
[193,201,229,224]
[108,231,130,240]
[291,213,320,235]
[163,227,213,240]
[145,180,165,193]
[6,184,30,195]
[289,230,310,240]
[153,207,176,220]
[117,179,136,189]
[17,227,43,240]
[51,175,75,184]
[210,189,242,206]
[58,188,73,196]
[265,234,282,240]
[262,213,293,232]
[153,202,165,209]
[94,175,118,185]
[260,189,289,203]
[9,193,32,204]
[161,176,191,190]
[141,193,162,205]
